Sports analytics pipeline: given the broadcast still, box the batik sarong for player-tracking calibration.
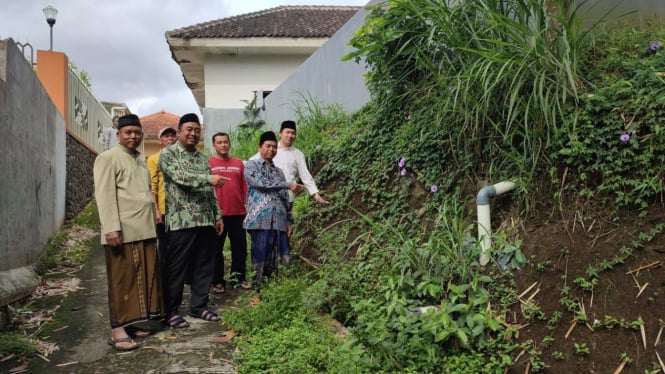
[104,239,163,328]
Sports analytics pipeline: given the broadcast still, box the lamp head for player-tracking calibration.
[43,5,58,26]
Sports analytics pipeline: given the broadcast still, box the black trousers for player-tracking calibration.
[213,215,248,285]
[164,226,217,317]
[156,218,169,303]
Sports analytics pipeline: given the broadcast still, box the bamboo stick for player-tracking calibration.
[565,321,576,339]
[655,326,663,347]
[636,283,648,298]
[626,261,661,274]
[518,281,538,300]
[612,361,626,374]
[656,351,665,372]
[611,360,626,374]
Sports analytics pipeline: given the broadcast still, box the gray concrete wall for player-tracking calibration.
[202,108,245,150]
[579,0,665,22]
[0,38,66,306]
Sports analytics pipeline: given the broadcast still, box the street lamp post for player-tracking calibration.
[42,5,58,51]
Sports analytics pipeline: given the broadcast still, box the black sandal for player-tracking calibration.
[188,309,220,322]
[166,314,190,328]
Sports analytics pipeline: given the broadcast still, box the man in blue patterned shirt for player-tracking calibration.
[244,131,301,289]
[159,113,228,326]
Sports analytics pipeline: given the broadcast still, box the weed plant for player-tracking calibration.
[0,332,36,359]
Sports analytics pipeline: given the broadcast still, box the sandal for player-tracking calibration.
[240,281,251,290]
[166,314,190,328]
[212,284,225,294]
[108,336,139,351]
[188,309,220,322]
[133,329,151,338]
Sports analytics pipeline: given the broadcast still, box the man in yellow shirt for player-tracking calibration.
[147,126,177,292]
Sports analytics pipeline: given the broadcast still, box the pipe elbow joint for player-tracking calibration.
[476,185,496,205]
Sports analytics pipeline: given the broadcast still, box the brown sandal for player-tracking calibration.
[108,336,139,351]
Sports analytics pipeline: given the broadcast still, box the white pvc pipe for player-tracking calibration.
[477,181,517,266]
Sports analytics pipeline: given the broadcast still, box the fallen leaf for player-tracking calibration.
[211,330,237,344]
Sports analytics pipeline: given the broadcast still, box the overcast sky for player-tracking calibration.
[0,0,368,117]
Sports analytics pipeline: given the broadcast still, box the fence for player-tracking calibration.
[67,68,111,154]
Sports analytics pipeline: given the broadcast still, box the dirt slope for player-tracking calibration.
[509,204,665,373]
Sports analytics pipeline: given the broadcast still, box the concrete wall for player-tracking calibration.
[579,0,665,22]
[205,54,310,109]
[0,38,66,306]
[202,108,245,150]
[0,39,97,309]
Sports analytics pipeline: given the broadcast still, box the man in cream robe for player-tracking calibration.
[94,114,163,351]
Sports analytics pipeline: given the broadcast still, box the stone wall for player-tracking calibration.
[65,135,96,220]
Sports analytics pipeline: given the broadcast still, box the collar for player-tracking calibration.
[278,142,293,150]
[118,144,141,158]
[258,157,274,167]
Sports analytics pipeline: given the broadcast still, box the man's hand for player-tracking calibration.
[105,231,123,247]
[289,181,303,193]
[155,213,163,225]
[210,175,231,187]
[314,193,330,205]
[287,226,293,238]
[215,220,224,235]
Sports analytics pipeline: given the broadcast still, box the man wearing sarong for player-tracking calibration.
[94,114,164,351]
[159,113,226,327]
[244,131,301,289]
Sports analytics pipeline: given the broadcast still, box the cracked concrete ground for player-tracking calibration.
[2,238,243,374]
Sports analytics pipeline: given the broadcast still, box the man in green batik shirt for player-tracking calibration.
[158,113,228,327]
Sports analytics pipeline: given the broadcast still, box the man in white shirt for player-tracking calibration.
[273,120,329,207]
[101,116,119,150]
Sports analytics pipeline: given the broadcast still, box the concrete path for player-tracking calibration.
[4,238,241,373]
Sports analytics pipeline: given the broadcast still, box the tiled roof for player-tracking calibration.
[166,6,360,39]
[140,111,180,140]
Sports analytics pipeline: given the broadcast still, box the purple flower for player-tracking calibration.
[398,157,406,168]
[400,168,407,176]
[448,85,456,91]
[430,185,438,193]
[651,41,663,52]
[620,134,630,142]
[406,114,412,121]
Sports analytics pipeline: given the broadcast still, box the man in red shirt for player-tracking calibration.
[209,132,250,291]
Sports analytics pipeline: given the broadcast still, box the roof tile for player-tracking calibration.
[140,111,180,140]
[167,6,360,39]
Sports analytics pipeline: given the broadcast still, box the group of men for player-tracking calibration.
[93,113,327,351]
